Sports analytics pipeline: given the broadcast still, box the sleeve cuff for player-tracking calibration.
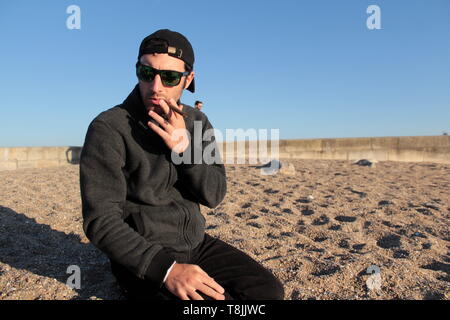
[163,261,177,283]
[144,248,176,288]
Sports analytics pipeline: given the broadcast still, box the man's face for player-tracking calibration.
[138,53,194,115]
[196,103,203,110]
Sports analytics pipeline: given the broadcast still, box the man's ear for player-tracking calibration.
[184,71,195,90]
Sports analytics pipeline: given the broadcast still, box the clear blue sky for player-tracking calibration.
[0,0,449,146]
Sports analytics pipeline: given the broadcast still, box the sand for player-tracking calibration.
[0,159,449,300]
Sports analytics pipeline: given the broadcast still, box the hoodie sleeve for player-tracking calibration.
[79,119,175,287]
[173,114,227,208]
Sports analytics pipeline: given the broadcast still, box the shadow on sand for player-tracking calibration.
[0,205,124,300]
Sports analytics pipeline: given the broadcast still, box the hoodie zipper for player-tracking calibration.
[181,204,192,259]
[128,113,194,256]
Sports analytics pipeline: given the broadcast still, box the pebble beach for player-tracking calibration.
[0,159,449,300]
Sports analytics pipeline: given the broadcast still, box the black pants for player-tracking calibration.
[111,233,284,300]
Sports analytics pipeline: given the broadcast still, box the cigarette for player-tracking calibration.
[168,104,188,118]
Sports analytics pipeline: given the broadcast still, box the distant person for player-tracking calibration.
[194,100,203,111]
[79,29,284,300]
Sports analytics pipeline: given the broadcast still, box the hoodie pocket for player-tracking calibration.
[182,202,206,249]
[136,203,182,247]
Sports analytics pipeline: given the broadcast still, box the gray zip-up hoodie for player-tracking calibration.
[79,84,227,288]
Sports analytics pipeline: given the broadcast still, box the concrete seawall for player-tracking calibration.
[0,147,82,171]
[280,135,450,163]
[217,135,450,165]
[1,135,449,171]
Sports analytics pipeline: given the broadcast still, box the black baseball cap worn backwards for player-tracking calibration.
[138,29,195,93]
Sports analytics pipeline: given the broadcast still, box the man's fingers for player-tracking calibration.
[198,283,225,300]
[149,110,171,129]
[203,276,225,295]
[189,290,205,301]
[158,99,172,118]
[148,121,172,140]
[165,98,184,120]
[168,98,183,111]
[179,292,190,300]
[195,267,225,294]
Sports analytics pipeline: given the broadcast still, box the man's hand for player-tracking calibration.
[147,98,190,154]
[164,263,226,300]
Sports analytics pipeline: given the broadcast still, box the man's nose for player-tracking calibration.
[149,74,163,92]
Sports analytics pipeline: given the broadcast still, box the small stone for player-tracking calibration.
[335,215,357,223]
[378,200,393,207]
[376,234,401,249]
[247,222,262,229]
[421,203,439,211]
[393,249,410,259]
[329,224,341,231]
[412,232,427,239]
[416,208,433,216]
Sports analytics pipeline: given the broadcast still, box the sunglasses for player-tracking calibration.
[136,62,189,87]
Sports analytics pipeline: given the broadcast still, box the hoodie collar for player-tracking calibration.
[122,84,149,123]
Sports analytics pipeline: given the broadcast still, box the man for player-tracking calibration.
[194,100,203,111]
[79,29,284,300]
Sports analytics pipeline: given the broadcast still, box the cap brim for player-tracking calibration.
[187,78,195,93]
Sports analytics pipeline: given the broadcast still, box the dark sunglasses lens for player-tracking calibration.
[161,71,181,86]
[137,65,155,82]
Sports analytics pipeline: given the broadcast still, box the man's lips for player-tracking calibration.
[149,98,161,105]
[146,99,165,116]
[145,97,188,119]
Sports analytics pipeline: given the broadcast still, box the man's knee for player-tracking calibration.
[246,271,284,300]
[265,275,285,300]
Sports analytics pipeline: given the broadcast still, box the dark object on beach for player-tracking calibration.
[335,215,357,223]
[412,232,427,239]
[393,249,410,259]
[353,159,373,167]
[352,244,366,251]
[247,222,262,229]
[257,159,282,169]
[301,208,315,216]
[255,159,296,175]
[416,208,433,216]
[421,203,439,211]
[329,224,341,231]
[422,243,432,249]
[339,240,350,249]
[378,200,393,207]
[312,215,330,226]
[347,188,367,198]
[376,234,401,249]
[312,265,340,277]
